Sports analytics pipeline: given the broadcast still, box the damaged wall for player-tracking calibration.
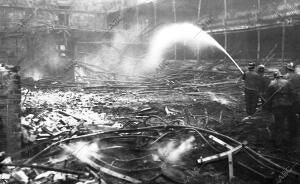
[0,0,299,82]
[0,33,74,81]
[21,33,74,81]
[0,65,21,156]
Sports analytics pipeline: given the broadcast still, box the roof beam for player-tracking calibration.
[0,5,106,15]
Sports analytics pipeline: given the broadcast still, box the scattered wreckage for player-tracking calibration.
[2,123,300,184]
[1,87,300,184]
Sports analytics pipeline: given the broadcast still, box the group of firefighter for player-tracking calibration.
[243,62,300,147]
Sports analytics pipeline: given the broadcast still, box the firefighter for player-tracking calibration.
[242,62,260,116]
[290,71,300,114]
[283,62,296,80]
[257,64,270,103]
[265,71,296,146]
[284,62,299,131]
[289,70,300,139]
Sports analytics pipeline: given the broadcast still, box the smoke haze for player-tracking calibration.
[157,136,195,164]
[62,141,101,166]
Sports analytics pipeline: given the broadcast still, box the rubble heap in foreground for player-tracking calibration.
[0,87,299,184]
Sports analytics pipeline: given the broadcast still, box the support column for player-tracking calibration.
[173,0,177,60]
[257,30,260,60]
[136,5,139,32]
[281,0,287,65]
[15,38,18,57]
[173,0,177,24]
[153,2,157,26]
[228,153,234,182]
[224,32,228,51]
[257,0,261,62]
[224,0,228,51]
[257,0,261,17]
[197,0,202,20]
[120,0,124,29]
[281,23,286,64]
[197,0,202,61]
[104,11,108,29]
[73,43,78,83]
[184,41,186,61]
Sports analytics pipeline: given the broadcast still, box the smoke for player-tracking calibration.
[21,34,67,81]
[79,22,241,81]
[157,136,195,164]
[207,92,230,105]
[62,141,101,166]
[77,24,146,81]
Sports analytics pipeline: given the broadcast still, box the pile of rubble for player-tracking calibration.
[20,89,123,149]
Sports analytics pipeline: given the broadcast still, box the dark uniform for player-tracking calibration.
[257,65,270,102]
[283,62,296,80]
[282,62,299,139]
[265,73,296,145]
[243,63,261,116]
[290,74,300,114]
[289,73,300,140]
[283,71,296,80]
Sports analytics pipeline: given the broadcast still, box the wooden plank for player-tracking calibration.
[208,135,234,150]
[95,165,142,183]
[197,145,243,164]
[228,153,234,182]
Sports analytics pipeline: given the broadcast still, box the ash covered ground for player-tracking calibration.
[1,60,300,184]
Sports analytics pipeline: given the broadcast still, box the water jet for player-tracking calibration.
[142,23,244,74]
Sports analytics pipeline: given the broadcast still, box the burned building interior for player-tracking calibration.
[1,0,300,183]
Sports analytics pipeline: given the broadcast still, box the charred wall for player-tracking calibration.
[0,0,300,82]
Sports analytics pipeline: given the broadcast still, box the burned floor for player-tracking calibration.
[0,60,299,184]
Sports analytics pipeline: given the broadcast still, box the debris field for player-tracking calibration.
[1,61,300,184]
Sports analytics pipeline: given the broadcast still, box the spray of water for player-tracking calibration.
[157,136,195,164]
[142,23,243,74]
[207,91,230,105]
